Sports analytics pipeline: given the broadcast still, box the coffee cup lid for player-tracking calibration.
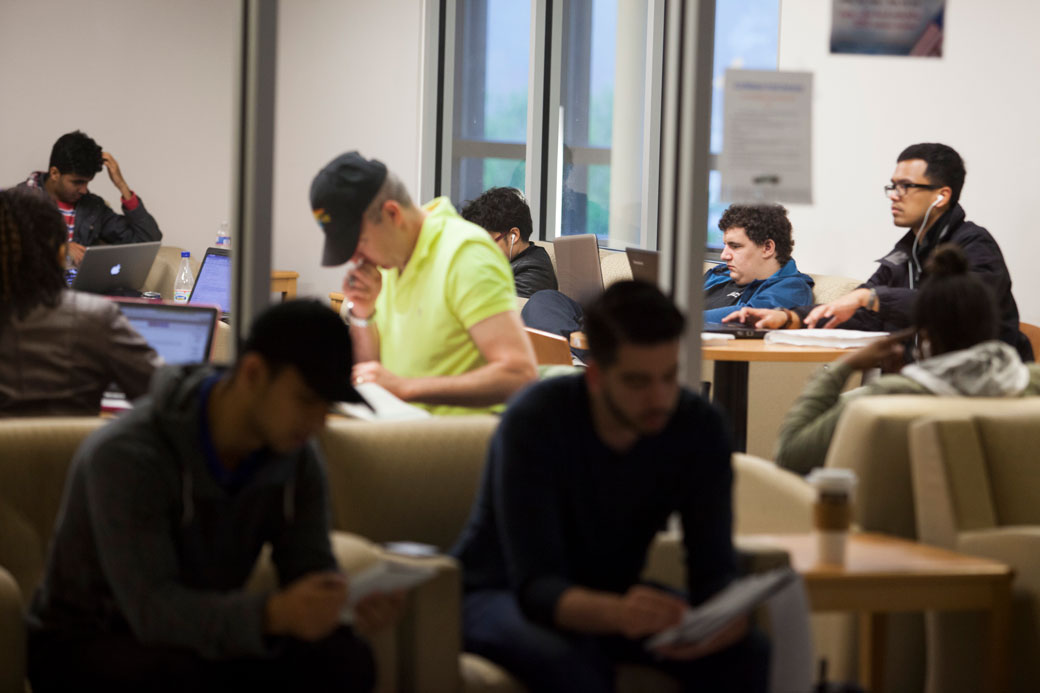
[806,468,857,495]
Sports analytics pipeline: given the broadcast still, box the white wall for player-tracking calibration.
[272,0,426,300]
[0,0,238,262]
[0,0,427,304]
[778,0,1040,324]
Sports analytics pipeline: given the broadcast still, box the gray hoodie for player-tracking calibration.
[27,365,337,659]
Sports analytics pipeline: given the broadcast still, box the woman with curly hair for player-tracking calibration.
[0,188,160,416]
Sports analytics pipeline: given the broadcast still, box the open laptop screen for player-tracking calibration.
[115,300,217,364]
[188,247,231,314]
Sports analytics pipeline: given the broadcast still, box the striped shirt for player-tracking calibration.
[56,200,76,243]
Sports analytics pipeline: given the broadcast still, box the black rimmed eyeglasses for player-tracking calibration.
[884,182,940,197]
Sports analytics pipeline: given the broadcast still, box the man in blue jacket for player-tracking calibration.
[702,203,814,322]
[522,203,813,358]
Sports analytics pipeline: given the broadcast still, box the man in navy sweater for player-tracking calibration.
[453,281,768,692]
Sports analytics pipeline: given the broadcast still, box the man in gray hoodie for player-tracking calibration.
[26,300,399,692]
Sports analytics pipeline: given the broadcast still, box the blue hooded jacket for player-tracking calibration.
[702,258,814,323]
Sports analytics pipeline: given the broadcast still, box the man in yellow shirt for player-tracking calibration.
[311,152,536,415]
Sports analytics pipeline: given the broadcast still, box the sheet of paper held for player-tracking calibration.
[339,560,438,623]
[644,568,796,649]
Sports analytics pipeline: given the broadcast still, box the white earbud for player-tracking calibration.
[934,194,944,205]
[508,233,515,260]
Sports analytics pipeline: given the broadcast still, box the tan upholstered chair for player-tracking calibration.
[0,417,455,693]
[910,404,1040,693]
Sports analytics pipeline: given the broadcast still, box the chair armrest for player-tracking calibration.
[958,526,1040,593]
[245,532,461,693]
[0,565,25,693]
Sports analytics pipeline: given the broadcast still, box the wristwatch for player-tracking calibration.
[867,288,879,311]
[345,301,374,328]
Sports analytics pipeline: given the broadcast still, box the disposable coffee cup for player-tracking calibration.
[806,468,857,566]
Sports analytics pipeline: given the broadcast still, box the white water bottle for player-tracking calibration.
[215,221,231,249]
[173,251,194,303]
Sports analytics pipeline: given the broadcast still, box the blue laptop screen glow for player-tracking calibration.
[119,304,214,365]
[189,251,231,314]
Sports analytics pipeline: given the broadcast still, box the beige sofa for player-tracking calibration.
[909,405,1040,693]
[0,417,455,693]
[0,412,802,693]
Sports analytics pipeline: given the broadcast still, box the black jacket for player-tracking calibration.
[511,244,558,298]
[18,172,162,246]
[825,204,1031,360]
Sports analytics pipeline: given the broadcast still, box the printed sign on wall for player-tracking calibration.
[719,69,813,205]
[831,0,945,56]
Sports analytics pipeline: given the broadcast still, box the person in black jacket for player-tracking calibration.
[16,130,162,268]
[727,143,1033,360]
[461,186,558,298]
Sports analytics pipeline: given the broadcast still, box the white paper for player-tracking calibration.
[645,568,796,649]
[719,69,813,204]
[764,329,889,349]
[335,382,432,421]
[701,332,737,343]
[339,559,438,623]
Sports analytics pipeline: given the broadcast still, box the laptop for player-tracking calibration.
[702,322,771,339]
[625,247,659,283]
[188,247,231,316]
[72,241,160,296]
[115,299,219,364]
[554,234,604,305]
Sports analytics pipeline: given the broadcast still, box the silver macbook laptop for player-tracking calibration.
[188,247,231,316]
[72,241,161,295]
[553,234,604,305]
[115,299,218,364]
[625,247,659,283]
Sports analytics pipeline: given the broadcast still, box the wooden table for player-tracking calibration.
[701,339,849,451]
[740,532,1013,693]
[270,270,299,300]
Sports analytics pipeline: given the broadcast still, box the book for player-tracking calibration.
[645,568,797,649]
[764,329,889,350]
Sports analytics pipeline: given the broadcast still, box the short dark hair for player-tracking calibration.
[913,244,997,355]
[717,204,794,264]
[0,189,67,321]
[48,131,103,177]
[583,280,686,367]
[460,187,534,242]
[897,143,965,209]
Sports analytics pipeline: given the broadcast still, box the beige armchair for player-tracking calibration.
[910,405,1040,693]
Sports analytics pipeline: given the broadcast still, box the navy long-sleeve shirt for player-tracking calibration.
[452,374,736,627]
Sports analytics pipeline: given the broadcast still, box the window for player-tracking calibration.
[432,0,779,252]
[450,0,531,205]
[707,0,780,249]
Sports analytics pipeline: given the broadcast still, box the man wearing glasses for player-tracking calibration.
[727,142,1032,360]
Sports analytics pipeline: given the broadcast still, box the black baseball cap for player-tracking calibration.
[310,151,388,266]
[241,299,370,407]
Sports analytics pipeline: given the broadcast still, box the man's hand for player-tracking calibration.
[66,242,87,268]
[652,614,749,661]
[101,152,133,201]
[351,361,408,398]
[804,288,873,329]
[615,585,687,640]
[342,258,382,320]
[838,328,914,372]
[265,571,348,641]
[353,590,406,638]
[721,307,792,330]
